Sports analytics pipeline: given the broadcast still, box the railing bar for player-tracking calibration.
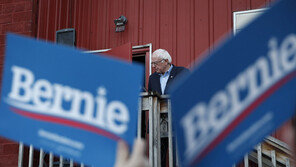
[148,96,154,166]
[70,159,74,167]
[17,95,295,167]
[59,155,63,167]
[271,150,276,167]
[257,144,262,167]
[39,149,44,167]
[137,97,142,139]
[28,145,34,167]
[167,99,174,167]
[244,154,249,167]
[154,98,160,167]
[285,157,290,167]
[49,152,53,167]
[18,142,24,167]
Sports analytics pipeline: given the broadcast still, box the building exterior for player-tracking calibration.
[1,0,293,166]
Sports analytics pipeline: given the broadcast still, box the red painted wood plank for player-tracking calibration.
[59,0,69,29]
[189,0,195,68]
[89,0,99,50]
[159,0,174,57]
[142,0,157,48]
[46,0,56,42]
[104,0,111,49]
[138,0,144,45]
[75,0,83,49]
[251,0,268,9]
[86,0,92,49]
[194,0,210,63]
[31,0,39,37]
[88,0,108,50]
[56,0,61,30]
[36,0,49,40]
[227,0,232,31]
[213,0,231,48]
[172,0,177,63]
[209,0,214,51]
[79,0,91,49]
[232,0,249,12]
[108,0,122,48]
[100,0,108,49]
[68,0,74,28]
[80,0,87,49]
[176,0,192,67]
[155,0,160,50]
[124,0,140,46]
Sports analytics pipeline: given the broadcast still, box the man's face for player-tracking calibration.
[151,56,169,74]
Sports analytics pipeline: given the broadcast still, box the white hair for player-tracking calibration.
[152,49,172,63]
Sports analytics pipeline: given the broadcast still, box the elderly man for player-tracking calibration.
[148,49,189,95]
[148,49,189,167]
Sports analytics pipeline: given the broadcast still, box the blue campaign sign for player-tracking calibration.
[0,34,143,166]
[171,0,296,166]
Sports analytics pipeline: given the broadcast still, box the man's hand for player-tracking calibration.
[114,139,150,167]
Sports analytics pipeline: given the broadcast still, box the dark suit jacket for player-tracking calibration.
[148,65,189,95]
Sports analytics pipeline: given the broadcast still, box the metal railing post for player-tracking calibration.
[257,144,262,167]
[244,154,249,167]
[271,150,276,167]
[28,145,34,167]
[49,152,53,167]
[153,96,161,167]
[15,94,295,167]
[59,156,63,167]
[18,142,24,167]
[167,99,174,167]
[137,97,142,139]
[70,159,74,167]
[39,149,44,167]
[148,96,154,166]
[285,158,290,167]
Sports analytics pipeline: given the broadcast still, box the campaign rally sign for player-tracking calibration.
[171,0,296,166]
[0,34,143,166]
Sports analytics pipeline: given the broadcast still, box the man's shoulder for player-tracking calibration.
[172,65,190,73]
[174,66,188,70]
[149,72,159,79]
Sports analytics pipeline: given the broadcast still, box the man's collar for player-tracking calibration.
[159,65,173,76]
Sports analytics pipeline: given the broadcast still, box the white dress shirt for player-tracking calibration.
[160,65,173,94]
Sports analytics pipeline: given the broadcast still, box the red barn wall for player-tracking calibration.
[35,0,273,68]
[0,0,36,166]
[33,0,294,151]
[2,0,293,166]
[0,0,35,76]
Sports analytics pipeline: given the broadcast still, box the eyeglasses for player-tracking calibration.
[151,59,165,66]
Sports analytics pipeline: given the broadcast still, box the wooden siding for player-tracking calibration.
[36,0,274,68]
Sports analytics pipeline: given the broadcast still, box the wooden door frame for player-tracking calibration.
[85,43,152,88]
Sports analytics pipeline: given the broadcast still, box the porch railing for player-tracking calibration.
[17,93,293,167]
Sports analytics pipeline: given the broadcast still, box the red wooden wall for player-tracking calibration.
[3,0,294,165]
[35,0,273,68]
[35,0,295,150]
[0,0,35,166]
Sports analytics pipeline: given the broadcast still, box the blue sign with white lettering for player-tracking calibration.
[171,0,296,166]
[0,34,143,167]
